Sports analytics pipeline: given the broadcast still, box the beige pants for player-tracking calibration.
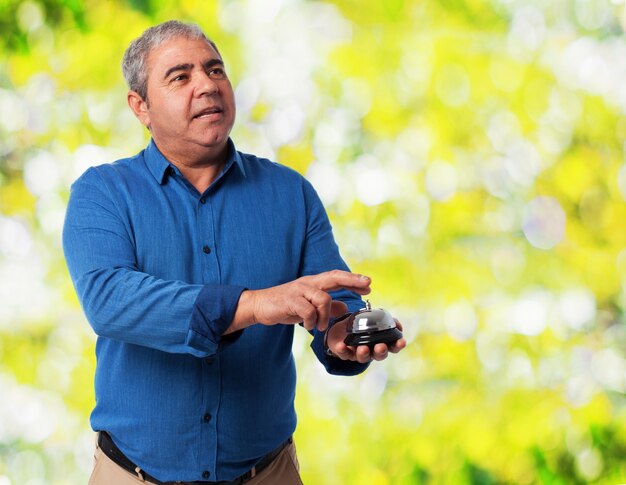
[89,435,304,485]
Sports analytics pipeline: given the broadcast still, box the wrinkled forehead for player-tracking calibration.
[145,36,221,81]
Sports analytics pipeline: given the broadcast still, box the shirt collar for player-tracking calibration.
[229,139,247,178]
[145,138,247,185]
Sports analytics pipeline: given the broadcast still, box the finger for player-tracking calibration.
[372,343,389,361]
[393,319,404,331]
[388,338,407,353]
[303,270,372,295]
[293,296,318,331]
[331,341,356,361]
[329,300,348,319]
[355,345,372,364]
[307,288,332,331]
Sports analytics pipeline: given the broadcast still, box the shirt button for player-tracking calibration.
[200,197,206,204]
[203,413,211,422]
[203,245,211,254]
[205,357,214,364]
[202,471,210,479]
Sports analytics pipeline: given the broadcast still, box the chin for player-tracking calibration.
[199,136,227,147]
[201,130,231,146]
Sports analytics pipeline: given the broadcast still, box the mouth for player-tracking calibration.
[193,106,223,119]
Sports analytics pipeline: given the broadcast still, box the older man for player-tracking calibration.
[63,20,405,485]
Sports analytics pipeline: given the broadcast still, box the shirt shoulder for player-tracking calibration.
[235,150,324,206]
[237,151,307,185]
[71,149,149,192]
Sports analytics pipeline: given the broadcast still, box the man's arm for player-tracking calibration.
[226,271,371,333]
[63,168,246,358]
[294,179,407,374]
[63,168,373,359]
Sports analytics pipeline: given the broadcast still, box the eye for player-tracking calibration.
[171,74,188,82]
[208,67,226,79]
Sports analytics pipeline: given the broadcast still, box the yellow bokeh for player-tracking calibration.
[1,0,625,483]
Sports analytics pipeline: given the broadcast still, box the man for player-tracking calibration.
[63,20,405,485]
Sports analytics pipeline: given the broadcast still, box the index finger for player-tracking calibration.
[302,270,371,295]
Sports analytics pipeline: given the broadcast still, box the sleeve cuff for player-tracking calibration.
[310,328,370,376]
[185,284,247,357]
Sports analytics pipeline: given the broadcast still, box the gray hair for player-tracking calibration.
[122,20,220,101]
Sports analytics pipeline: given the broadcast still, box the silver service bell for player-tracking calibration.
[344,300,403,348]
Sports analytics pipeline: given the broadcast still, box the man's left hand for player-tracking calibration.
[325,319,406,363]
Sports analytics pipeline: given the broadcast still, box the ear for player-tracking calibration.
[127,91,150,128]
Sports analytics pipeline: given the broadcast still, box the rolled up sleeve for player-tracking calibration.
[63,168,244,358]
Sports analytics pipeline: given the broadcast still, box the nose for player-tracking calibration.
[194,71,219,97]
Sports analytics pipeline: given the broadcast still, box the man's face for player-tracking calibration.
[131,36,236,161]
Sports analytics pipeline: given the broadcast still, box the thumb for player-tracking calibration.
[330,300,349,318]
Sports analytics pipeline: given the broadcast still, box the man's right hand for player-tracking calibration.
[226,270,371,334]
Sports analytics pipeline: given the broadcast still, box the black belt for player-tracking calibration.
[97,431,292,485]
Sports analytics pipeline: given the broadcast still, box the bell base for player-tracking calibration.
[344,327,403,349]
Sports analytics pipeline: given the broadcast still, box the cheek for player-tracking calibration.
[152,101,189,127]
[225,97,237,122]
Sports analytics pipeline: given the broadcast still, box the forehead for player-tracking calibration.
[146,36,221,77]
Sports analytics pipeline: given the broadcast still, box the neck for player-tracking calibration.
[174,159,226,193]
[158,141,230,193]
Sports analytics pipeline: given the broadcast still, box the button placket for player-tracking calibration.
[201,349,219,478]
[197,193,219,283]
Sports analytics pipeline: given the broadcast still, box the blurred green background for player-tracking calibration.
[1,0,626,483]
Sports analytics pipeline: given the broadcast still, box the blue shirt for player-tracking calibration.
[62,139,368,482]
